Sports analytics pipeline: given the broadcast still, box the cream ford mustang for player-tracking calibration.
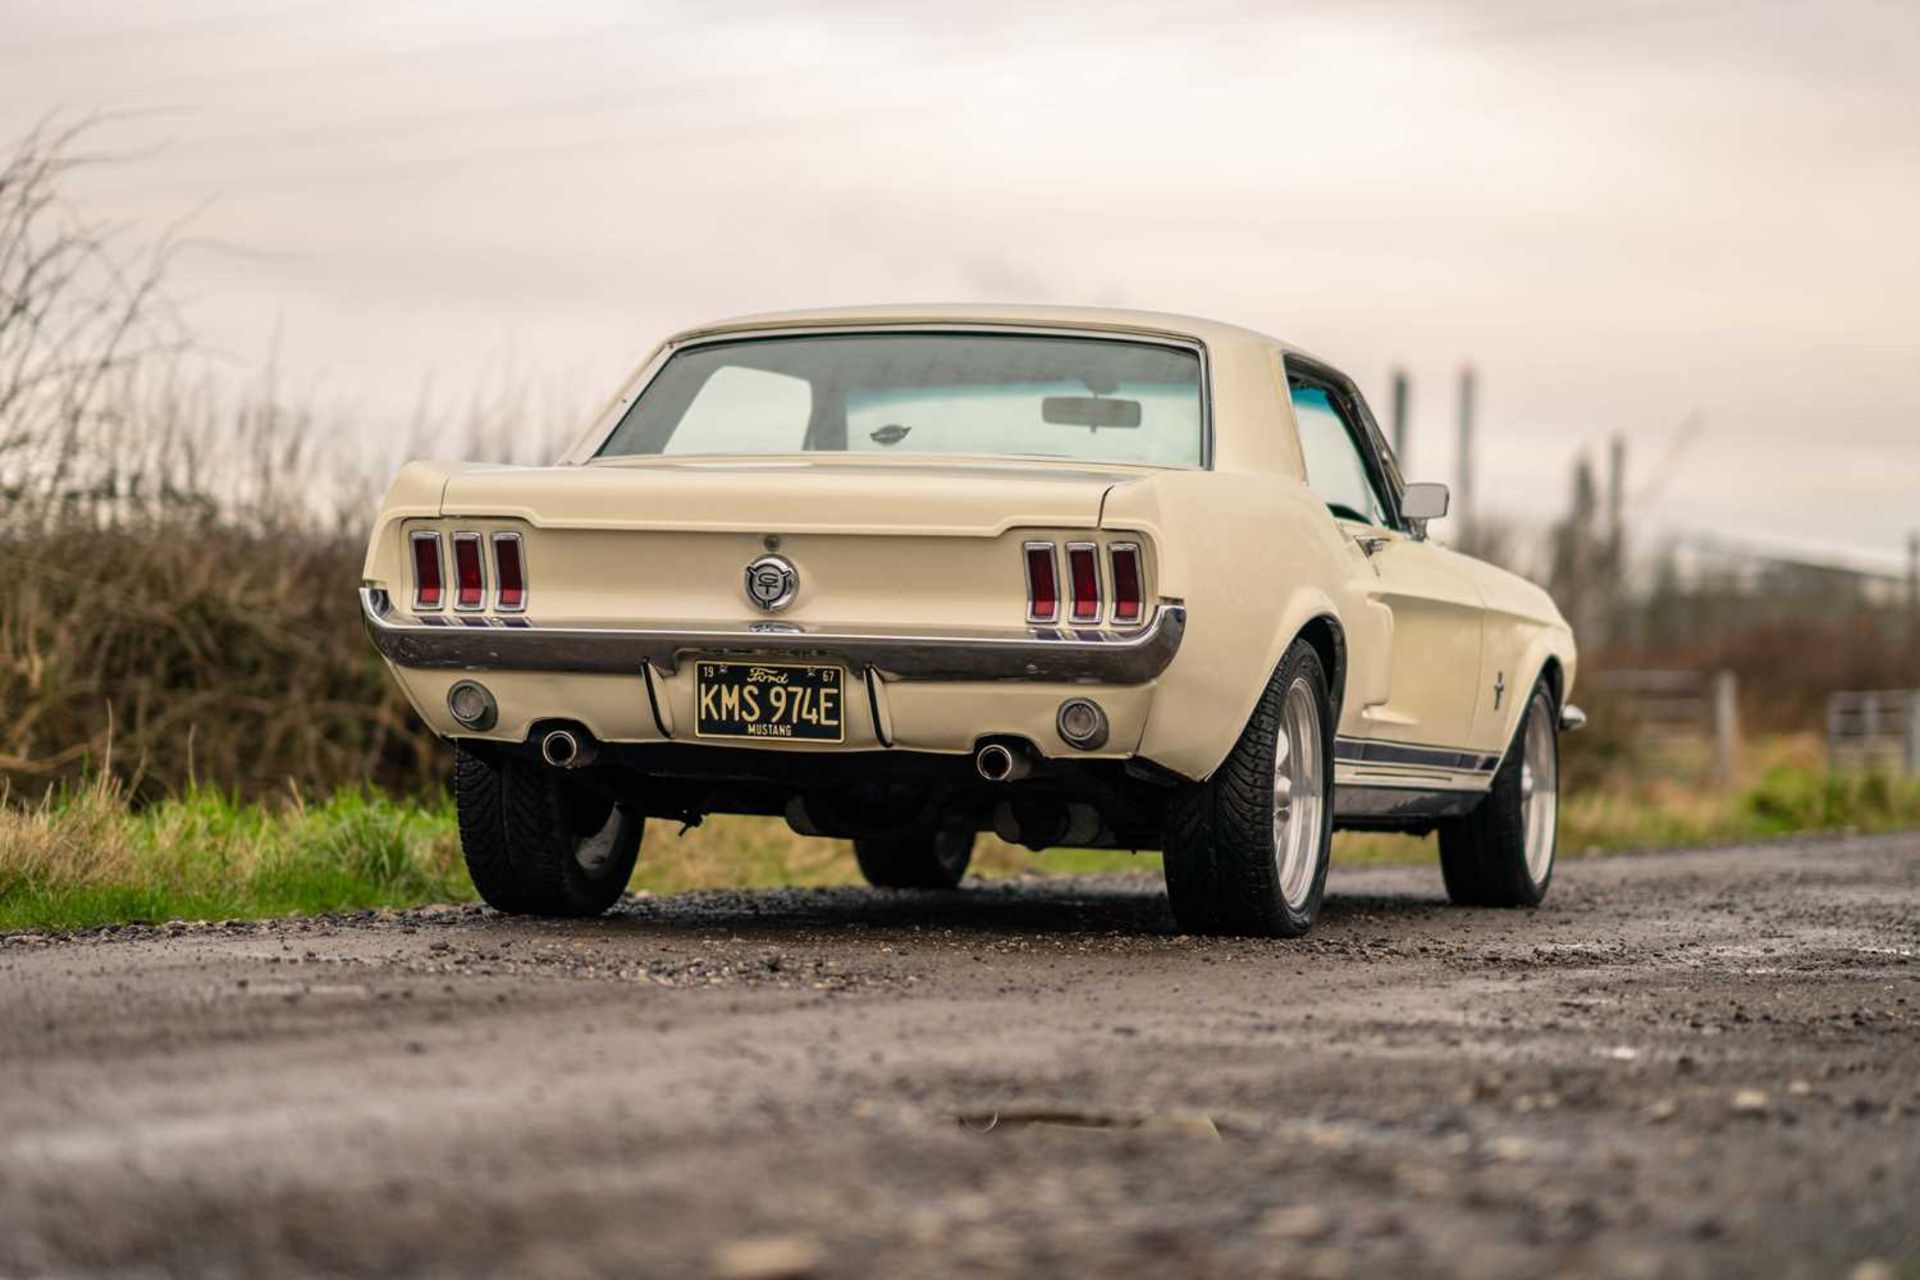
[361,305,1582,937]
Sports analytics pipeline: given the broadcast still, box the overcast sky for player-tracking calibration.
[6,0,1917,568]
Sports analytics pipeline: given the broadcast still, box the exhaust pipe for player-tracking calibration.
[975,741,1032,783]
[540,728,597,770]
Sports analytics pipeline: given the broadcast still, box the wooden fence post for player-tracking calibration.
[1711,670,1740,785]
[1906,690,1920,779]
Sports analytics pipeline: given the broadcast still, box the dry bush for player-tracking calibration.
[0,119,607,802]
[0,120,446,799]
[0,523,440,798]
[0,119,188,523]
[1595,618,1916,736]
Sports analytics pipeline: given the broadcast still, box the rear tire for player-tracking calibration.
[853,828,974,889]
[1437,681,1558,907]
[1162,638,1334,938]
[453,744,643,917]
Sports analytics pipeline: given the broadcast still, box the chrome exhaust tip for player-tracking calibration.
[975,742,1031,783]
[540,728,596,769]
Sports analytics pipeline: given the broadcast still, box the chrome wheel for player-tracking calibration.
[1520,696,1558,883]
[1273,676,1325,910]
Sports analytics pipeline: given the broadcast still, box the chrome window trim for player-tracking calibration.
[1064,540,1103,625]
[451,531,487,612]
[409,531,444,612]
[573,323,1215,471]
[489,530,527,613]
[1106,541,1143,625]
[1282,352,1409,534]
[360,588,1184,686]
[1022,539,1059,624]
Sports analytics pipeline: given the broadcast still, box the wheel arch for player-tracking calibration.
[1294,613,1348,718]
[1108,470,1371,782]
[1484,637,1577,774]
[1139,587,1350,782]
[1537,654,1566,713]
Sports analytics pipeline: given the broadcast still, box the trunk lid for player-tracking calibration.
[428,457,1144,630]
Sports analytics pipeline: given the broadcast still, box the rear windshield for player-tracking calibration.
[596,332,1205,467]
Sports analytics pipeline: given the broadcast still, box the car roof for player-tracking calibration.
[665,303,1318,361]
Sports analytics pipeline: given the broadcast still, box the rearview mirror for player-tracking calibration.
[1042,396,1141,429]
[1401,482,1449,521]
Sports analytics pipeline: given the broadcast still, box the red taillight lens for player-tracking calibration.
[452,533,484,609]
[1067,544,1100,622]
[493,534,525,611]
[1109,544,1143,624]
[411,533,443,610]
[1025,543,1058,622]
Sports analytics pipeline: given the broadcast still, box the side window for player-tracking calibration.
[1289,384,1391,527]
[661,366,812,455]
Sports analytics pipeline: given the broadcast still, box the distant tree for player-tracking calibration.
[1549,453,1603,646]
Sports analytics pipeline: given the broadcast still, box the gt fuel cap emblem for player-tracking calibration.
[744,554,798,612]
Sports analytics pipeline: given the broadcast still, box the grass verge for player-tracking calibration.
[0,779,468,932]
[3,759,1918,933]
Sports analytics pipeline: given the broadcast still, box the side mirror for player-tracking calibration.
[1401,482,1450,521]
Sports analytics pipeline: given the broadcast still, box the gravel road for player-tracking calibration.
[2,834,1915,1279]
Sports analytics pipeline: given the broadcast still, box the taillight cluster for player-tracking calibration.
[1023,540,1144,626]
[410,531,526,613]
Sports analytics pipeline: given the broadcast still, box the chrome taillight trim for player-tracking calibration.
[1022,539,1059,624]
[1107,541,1143,625]
[490,530,527,613]
[409,531,444,612]
[451,531,487,611]
[1064,541,1102,624]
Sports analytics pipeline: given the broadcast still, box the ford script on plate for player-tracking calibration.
[694,661,844,742]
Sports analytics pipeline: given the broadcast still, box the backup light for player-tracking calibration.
[1057,697,1109,750]
[446,680,498,731]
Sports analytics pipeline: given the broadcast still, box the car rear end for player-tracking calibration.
[363,461,1178,760]
[362,322,1203,858]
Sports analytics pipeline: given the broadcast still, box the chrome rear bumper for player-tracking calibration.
[359,589,1184,685]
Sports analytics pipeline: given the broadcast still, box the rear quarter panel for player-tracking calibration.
[1103,471,1374,779]
[361,460,486,585]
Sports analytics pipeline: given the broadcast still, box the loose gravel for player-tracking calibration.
[1,834,1914,1278]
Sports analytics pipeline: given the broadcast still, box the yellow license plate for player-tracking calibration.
[693,661,844,742]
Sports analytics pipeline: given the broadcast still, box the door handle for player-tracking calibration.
[1354,534,1392,557]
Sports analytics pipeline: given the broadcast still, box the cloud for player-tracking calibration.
[3,0,1916,559]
